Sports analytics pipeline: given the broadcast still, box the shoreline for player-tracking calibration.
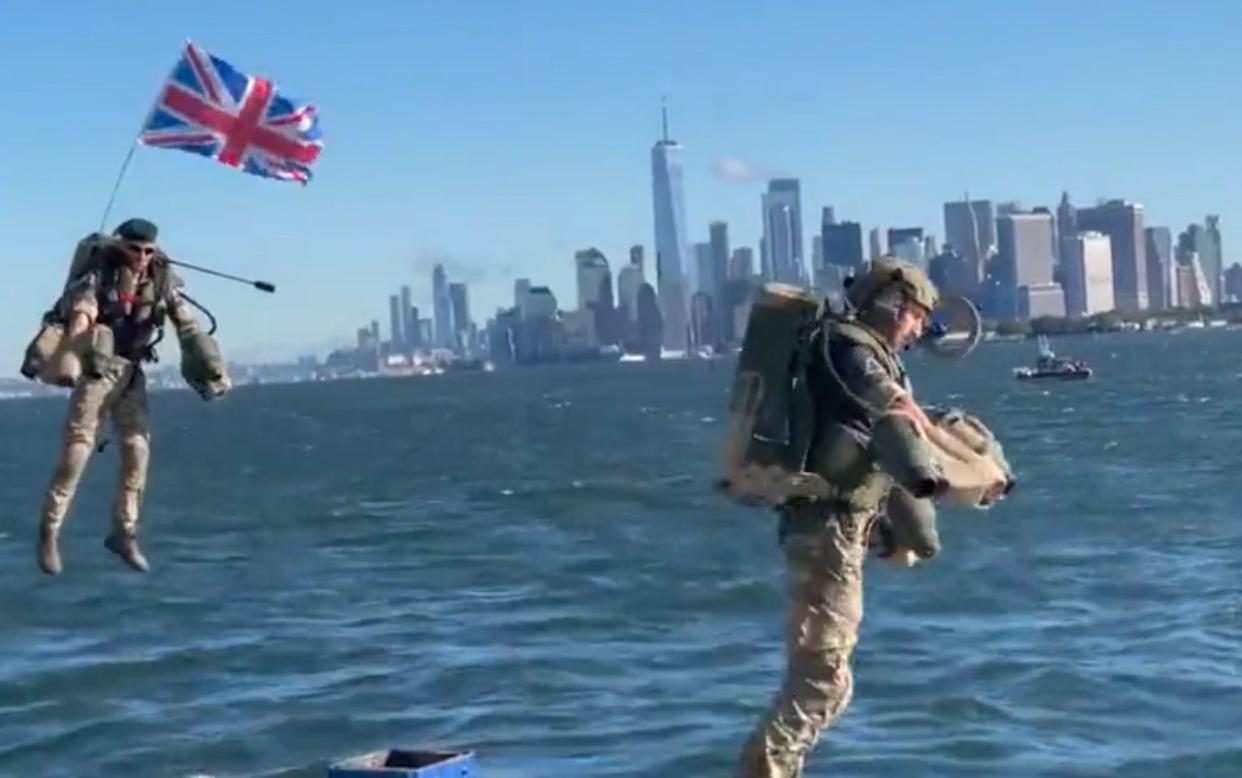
[2,323,1238,401]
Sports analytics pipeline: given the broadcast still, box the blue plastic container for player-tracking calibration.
[326,749,476,777]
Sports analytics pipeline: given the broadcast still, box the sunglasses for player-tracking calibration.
[124,242,157,257]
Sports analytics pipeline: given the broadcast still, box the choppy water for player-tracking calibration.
[1,330,1240,778]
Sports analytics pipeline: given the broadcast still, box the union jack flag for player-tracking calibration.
[139,41,323,184]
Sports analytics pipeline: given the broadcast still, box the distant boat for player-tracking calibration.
[1013,335,1092,381]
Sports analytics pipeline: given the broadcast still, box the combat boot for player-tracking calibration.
[104,531,149,573]
[38,524,63,575]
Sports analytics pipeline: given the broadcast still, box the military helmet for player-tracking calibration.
[845,256,939,314]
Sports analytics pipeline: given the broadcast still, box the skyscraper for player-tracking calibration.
[388,294,403,349]
[575,248,616,345]
[1174,247,1212,307]
[709,221,732,341]
[1063,231,1114,317]
[821,218,864,273]
[868,227,885,261]
[998,213,1056,286]
[689,241,716,344]
[928,246,972,298]
[730,247,755,280]
[617,264,644,314]
[1077,200,1148,313]
[514,278,531,313]
[1225,264,1242,303]
[1192,215,1224,305]
[887,227,924,253]
[432,263,452,348]
[1206,216,1223,302]
[1057,192,1077,251]
[629,244,645,275]
[636,282,663,358]
[770,179,803,265]
[761,179,803,284]
[775,203,796,281]
[575,248,611,311]
[400,285,414,350]
[407,306,422,348]
[996,211,1063,318]
[449,282,469,348]
[650,104,690,350]
[617,262,645,342]
[891,234,924,268]
[1144,227,1173,311]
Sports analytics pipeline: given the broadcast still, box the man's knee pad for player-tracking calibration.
[117,434,150,486]
[64,426,97,449]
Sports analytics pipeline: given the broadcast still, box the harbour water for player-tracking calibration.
[0,330,1239,777]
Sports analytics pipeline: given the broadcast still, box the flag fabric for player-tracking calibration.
[138,40,323,184]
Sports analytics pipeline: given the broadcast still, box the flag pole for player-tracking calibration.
[98,41,184,233]
[98,141,141,233]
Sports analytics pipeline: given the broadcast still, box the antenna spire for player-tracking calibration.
[661,97,669,142]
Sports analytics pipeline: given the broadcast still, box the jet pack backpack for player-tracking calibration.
[717,283,834,507]
[715,279,997,510]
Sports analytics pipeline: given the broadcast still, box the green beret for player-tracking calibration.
[113,218,158,242]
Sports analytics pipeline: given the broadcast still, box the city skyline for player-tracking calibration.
[231,162,1237,362]
[156,125,1238,361]
[351,182,1231,361]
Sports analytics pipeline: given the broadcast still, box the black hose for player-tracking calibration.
[176,291,218,336]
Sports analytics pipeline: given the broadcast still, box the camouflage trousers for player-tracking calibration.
[736,504,879,778]
[39,363,149,536]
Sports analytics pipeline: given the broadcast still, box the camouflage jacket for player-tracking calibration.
[60,242,199,362]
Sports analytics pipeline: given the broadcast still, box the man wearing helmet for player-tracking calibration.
[736,256,949,778]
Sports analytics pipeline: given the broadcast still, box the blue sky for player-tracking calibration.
[1,0,1237,365]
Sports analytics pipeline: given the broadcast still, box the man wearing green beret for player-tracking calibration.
[36,217,229,575]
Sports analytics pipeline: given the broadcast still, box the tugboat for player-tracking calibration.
[1013,335,1092,381]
